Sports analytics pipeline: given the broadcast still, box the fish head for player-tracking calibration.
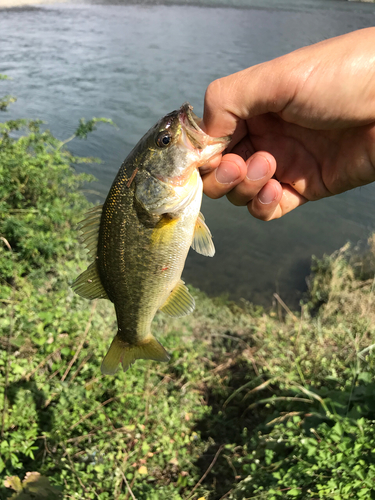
[135,103,231,215]
[144,102,231,186]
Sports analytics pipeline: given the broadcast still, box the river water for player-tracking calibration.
[1,0,375,306]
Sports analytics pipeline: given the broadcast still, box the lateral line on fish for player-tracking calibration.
[126,166,139,188]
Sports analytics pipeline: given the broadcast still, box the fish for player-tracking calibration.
[72,103,230,375]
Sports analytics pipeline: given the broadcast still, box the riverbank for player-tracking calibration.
[0,0,67,7]
[1,87,375,498]
[0,0,360,9]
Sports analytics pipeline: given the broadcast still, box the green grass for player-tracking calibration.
[1,79,375,500]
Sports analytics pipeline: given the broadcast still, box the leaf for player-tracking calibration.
[74,118,115,140]
[4,476,22,492]
[0,95,16,112]
[23,472,42,485]
[23,472,61,499]
[357,372,372,383]
[287,489,301,496]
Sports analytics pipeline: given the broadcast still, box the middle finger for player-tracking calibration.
[226,151,277,206]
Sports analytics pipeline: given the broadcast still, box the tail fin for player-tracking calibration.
[101,333,170,375]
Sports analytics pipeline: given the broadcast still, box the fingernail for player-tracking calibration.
[258,184,277,204]
[246,155,269,181]
[215,161,240,185]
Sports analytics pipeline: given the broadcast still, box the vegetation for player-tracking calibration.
[1,79,375,499]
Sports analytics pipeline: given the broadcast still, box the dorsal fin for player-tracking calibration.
[191,212,215,257]
[72,261,109,300]
[159,279,195,317]
[78,204,103,259]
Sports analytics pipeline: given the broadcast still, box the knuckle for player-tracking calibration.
[247,202,279,221]
[227,190,249,207]
[203,187,224,200]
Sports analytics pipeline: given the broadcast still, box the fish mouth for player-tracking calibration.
[179,102,205,150]
[178,102,231,155]
[181,102,203,132]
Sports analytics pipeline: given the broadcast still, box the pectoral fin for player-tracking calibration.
[72,262,108,300]
[191,212,215,257]
[101,333,170,375]
[160,279,195,317]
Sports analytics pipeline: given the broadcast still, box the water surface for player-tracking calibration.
[1,0,375,306]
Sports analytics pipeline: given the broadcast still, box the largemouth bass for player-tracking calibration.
[72,103,230,375]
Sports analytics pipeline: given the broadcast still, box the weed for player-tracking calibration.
[1,78,375,499]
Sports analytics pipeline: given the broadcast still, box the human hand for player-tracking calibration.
[201,28,375,221]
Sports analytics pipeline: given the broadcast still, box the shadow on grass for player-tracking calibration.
[191,358,375,500]
[192,357,273,500]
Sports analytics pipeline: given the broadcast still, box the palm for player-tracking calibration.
[242,113,375,201]
[202,29,375,220]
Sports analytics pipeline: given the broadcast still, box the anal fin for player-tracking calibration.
[191,212,215,257]
[101,333,170,375]
[159,279,195,317]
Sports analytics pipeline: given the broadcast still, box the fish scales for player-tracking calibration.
[98,168,200,343]
[72,103,230,375]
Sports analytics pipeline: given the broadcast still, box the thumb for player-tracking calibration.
[202,61,292,139]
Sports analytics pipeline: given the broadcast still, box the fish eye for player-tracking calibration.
[156,132,172,148]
